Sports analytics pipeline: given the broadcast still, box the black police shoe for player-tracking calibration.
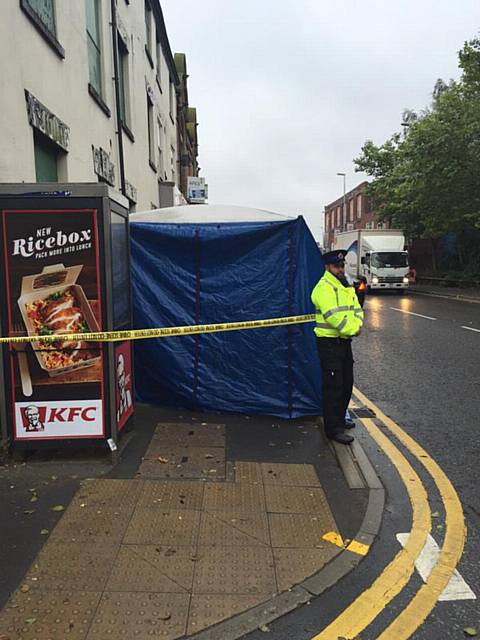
[328,433,354,445]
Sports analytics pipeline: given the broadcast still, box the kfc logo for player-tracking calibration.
[23,405,45,432]
[115,343,134,431]
[16,399,103,439]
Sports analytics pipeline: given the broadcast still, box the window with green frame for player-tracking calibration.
[34,131,58,182]
[86,0,102,96]
[24,0,56,35]
[118,39,129,125]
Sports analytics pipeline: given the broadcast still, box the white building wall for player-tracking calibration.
[0,0,179,210]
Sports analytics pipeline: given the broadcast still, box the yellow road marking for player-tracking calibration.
[312,416,431,640]
[353,387,466,639]
[322,531,370,557]
[346,540,370,556]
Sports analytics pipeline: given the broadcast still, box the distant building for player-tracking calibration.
[324,181,388,249]
[174,53,200,202]
[0,0,200,211]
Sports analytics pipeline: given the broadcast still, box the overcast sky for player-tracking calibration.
[162,0,478,241]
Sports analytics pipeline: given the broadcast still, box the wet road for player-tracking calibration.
[353,291,480,638]
[247,290,479,640]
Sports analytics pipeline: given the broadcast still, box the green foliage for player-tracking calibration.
[354,36,480,267]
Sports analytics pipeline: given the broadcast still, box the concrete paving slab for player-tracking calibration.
[268,513,337,548]
[86,591,189,640]
[123,508,200,546]
[137,480,205,510]
[264,485,331,514]
[138,447,226,480]
[106,545,195,593]
[193,546,277,596]
[233,461,263,484]
[152,422,226,447]
[187,594,268,636]
[261,463,321,487]
[273,547,341,591]
[25,542,118,591]
[0,588,101,640]
[49,506,132,544]
[203,482,265,512]
[198,511,270,547]
[71,479,144,510]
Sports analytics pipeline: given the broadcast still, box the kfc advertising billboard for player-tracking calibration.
[2,209,104,440]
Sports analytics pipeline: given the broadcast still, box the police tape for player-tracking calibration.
[0,314,317,345]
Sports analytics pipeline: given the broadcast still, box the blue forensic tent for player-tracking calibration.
[130,205,324,418]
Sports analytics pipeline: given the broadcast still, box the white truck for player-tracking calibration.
[333,229,409,291]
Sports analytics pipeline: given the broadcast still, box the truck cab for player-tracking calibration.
[362,250,410,290]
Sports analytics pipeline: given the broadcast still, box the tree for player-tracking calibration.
[354,36,480,273]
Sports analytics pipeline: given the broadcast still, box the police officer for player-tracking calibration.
[311,250,364,444]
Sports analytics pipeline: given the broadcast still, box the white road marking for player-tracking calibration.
[397,533,476,601]
[462,326,480,333]
[390,307,437,321]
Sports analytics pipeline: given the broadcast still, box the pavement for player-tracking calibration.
[0,403,376,640]
[410,282,480,303]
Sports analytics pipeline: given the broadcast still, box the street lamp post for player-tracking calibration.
[337,172,346,231]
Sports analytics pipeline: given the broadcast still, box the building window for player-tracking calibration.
[349,199,354,222]
[147,96,156,170]
[86,0,103,97]
[170,145,175,182]
[357,194,363,219]
[169,80,175,122]
[144,0,154,66]
[157,118,164,175]
[34,131,59,182]
[118,39,131,129]
[20,0,64,57]
[336,207,340,227]
[156,39,162,89]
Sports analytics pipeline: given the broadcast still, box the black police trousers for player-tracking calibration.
[316,337,354,438]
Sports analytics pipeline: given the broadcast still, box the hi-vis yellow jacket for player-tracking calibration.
[311,270,364,339]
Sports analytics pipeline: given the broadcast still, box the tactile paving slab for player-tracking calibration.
[25,542,119,591]
[70,479,144,511]
[137,481,204,510]
[234,461,263,484]
[193,547,277,595]
[138,447,225,480]
[198,511,269,547]
[187,594,269,635]
[0,588,101,640]
[203,483,266,512]
[150,422,226,447]
[106,545,195,593]
[49,506,132,544]
[86,591,189,640]
[273,547,341,592]
[261,463,321,487]
[123,508,200,546]
[268,513,337,548]
[264,485,332,514]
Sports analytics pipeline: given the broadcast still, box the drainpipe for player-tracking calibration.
[111,0,126,197]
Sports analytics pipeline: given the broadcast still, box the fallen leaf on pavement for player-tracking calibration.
[51,505,65,512]
[23,510,35,515]
[159,612,171,621]
[25,618,36,625]
[205,454,213,459]
[30,496,38,503]
[431,511,440,518]
[464,628,478,637]
[259,624,270,632]
[158,457,169,464]
[40,529,49,535]
[20,585,30,593]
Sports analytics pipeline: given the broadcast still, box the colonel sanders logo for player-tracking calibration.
[23,405,45,432]
[116,353,132,422]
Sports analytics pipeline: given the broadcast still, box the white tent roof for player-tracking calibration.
[130,204,294,224]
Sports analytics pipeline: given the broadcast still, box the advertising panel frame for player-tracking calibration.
[0,184,133,451]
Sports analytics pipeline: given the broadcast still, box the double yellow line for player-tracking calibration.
[313,387,466,640]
